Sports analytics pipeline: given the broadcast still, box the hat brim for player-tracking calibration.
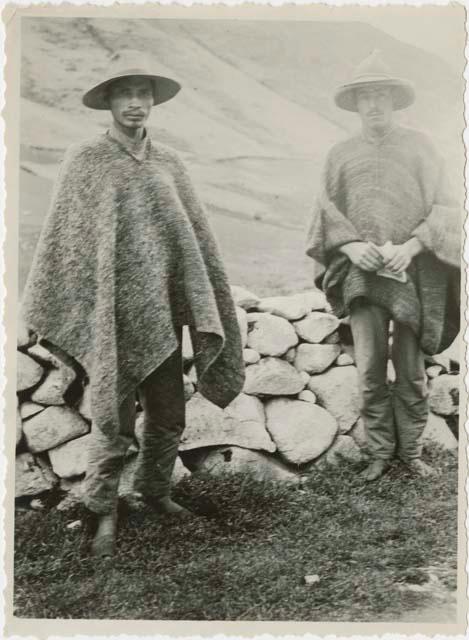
[334,79,415,112]
[82,73,181,110]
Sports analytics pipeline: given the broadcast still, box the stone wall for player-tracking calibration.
[15,286,459,510]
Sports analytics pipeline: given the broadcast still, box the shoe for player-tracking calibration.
[360,460,390,482]
[91,509,117,557]
[148,496,194,518]
[406,459,438,478]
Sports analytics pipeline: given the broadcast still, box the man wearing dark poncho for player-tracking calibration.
[21,51,245,556]
[307,51,460,482]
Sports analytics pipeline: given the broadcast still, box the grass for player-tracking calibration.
[14,446,458,621]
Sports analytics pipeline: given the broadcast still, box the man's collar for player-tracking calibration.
[108,122,150,161]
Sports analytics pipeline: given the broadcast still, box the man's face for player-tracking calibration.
[108,76,154,131]
[355,85,394,134]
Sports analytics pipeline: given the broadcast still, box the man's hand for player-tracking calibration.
[339,241,384,272]
[383,237,424,274]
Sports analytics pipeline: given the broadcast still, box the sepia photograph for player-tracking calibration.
[4,4,466,635]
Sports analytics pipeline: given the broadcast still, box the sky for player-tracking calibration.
[311,5,465,72]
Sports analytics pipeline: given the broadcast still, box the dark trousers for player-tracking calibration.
[84,336,185,515]
[350,302,428,462]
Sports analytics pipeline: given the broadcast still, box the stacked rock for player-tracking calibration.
[15,285,460,508]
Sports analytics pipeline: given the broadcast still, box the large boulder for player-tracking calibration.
[17,352,44,393]
[231,285,260,310]
[30,368,75,405]
[247,312,298,357]
[15,452,58,497]
[295,290,327,312]
[256,295,310,321]
[236,307,248,347]
[264,398,338,465]
[323,331,341,345]
[16,402,22,446]
[323,435,363,466]
[180,392,275,452]
[20,401,45,420]
[23,406,90,453]
[423,413,458,450]
[17,314,36,349]
[429,374,459,416]
[294,343,340,375]
[195,446,299,484]
[27,343,77,404]
[293,312,340,344]
[78,384,92,421]
[244,357,304,396]
[48,433,92,478]
[307,366,360,434]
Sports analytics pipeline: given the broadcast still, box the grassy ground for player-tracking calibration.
[14,446,458,621]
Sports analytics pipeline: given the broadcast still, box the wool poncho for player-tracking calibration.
[21,131,245,436]
[306,126,461,355]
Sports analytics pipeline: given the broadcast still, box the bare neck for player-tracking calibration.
[112,118,145,141]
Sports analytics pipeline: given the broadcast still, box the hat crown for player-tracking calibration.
[352,49,394,83]
[106,49,153,79]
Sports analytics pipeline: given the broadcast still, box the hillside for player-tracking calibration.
[18,17,464,294]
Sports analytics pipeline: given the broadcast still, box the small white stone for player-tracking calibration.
[243,348,261,365]
[182,326,194,361]
[426,364,445,379]
[298,390,317,403]
[183,375,195,401]
[236,307,248,347]
[231,285,260,310]
[336,353,354,366]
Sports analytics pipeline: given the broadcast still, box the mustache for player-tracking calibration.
[123,110,146,117]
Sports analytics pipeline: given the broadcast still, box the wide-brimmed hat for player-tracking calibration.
[334,49,415,112]
[82,49,181,110]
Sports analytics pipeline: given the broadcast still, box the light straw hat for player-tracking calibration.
[334,49,415,112]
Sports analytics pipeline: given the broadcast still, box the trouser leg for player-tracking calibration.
[133,339,186,499]
[392,321,429,462]
[350,302,396,460]
[84,394,136,514]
